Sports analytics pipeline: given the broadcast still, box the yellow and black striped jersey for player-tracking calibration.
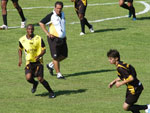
[117,61,142,95]
[19,35,46,65]
[74,0,87,6]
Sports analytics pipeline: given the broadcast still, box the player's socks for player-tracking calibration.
[84,18,91,28]
[121,4,129,10]
[80,19,85,33]
[18,9,26,22]
[129,105,148,111]
[41,80,54,93]
[48,62,54,69]
[2,15,7,26]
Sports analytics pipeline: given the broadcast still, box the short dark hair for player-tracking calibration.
[26,24,34,29]
[107,49,120,61]
[55,1,63,8]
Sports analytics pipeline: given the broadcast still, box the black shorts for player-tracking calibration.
[125,0,133,2]
[47,37,68,60]
[75,1,87,15]
[125,85,143,105]
[25,62,44,77]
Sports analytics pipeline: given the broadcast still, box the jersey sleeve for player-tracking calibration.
[117,67,131,80]
[40,13,53,24]
[19,41,23,50]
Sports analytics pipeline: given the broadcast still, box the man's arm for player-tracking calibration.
[108,77,121,88]
[35,49,46,62]
[18,49,22,67]
[115,75,134,88]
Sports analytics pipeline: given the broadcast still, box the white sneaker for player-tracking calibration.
[89,25,94,33]
[0,25,8,30]
[145,104,150,113]
[80,32,85,36]
[21,19,26,28]
[57,72,65,79]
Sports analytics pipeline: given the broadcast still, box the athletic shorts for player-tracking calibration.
[125,0,133,2]
[47,37,68,60]
[25,61,43,77]
[125,85,143,105]
[75,1,87,15]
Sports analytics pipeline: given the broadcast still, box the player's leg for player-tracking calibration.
[12,0,26,28]
[128,1,136,20]
[37,76,55,98]
[119,0,129,10]
[26,73,38,93]
[78,13,85,35]
[0,0,8,29]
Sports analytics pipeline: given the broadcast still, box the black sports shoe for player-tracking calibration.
[31,81,38,93]
[49,92,56,98]
[47,64,54,75]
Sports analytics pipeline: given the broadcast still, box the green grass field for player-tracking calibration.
[0,0,150,113]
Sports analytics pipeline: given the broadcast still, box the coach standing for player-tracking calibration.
[39,1,68,79]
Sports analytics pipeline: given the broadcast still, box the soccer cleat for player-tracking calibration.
[0,25,8,30]
[89,25,94,33]
[31,81,38,93]
[46,64,54,75]
[49,92,56,98]
[133,17,136,21]
[21,19,27,28]
[80,32,85,36]
[57,73,65,79]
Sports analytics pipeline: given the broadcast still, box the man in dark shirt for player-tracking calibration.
[107,49,150,113]
[71,0,94,35]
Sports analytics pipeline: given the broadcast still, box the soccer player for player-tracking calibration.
[107,49,150,113]
[71,0,94,35]
[0,0,26,30]
[18,24,55,98]
[119,0,136,20]
[39,1,68,79]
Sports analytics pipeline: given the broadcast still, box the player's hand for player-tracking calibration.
[47,33,55,39]
[115,81,122,88]
[18,60,22,67]
[35,56,40,62]
[108,81,116,88]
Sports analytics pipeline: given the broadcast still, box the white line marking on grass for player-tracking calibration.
[7,1,150,29]
[70,1,150,24]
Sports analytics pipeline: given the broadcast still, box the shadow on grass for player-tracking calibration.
[35,89,87,97]
[136,17,150,20]
[64,69,115,78]
[94,28,126,33]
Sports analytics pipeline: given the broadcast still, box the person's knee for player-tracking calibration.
[37,77,44,83]
[13,2,21,10]
[78,14,84,20]
[26,74,32,81]
[123,104,129,111]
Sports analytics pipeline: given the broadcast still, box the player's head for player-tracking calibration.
[55,1,63,15]
[26,24,34,37]
[107,49,120,64]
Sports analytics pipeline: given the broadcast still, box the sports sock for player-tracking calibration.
[80,19,85,33]
[131,110,140,113]
[84,18,91,28]
[48,62,54,69]
[27,78,37,85]
[129,105,148,111]
[18,9,26,22]
[2,15,7,26]
[129,6,136,18]
[121,4,129,10]
[41,80,53,93]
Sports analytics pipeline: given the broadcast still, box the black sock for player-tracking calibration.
[80,19,85,33]
[129,105,147,111]
[18,9,26,22]
[129,6,136,18]
[27,78,37,85]
[84,18,91,28]
[121,4,129,10]
[41,80,53,93]
[131,110,140,113]
[2,15,7,26]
